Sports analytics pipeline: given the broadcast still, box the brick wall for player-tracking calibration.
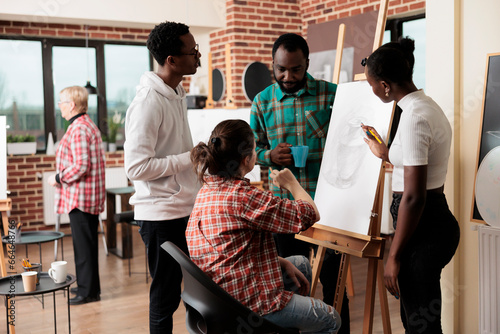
[300,0,425,36]
[209,0,302,109]
[5,152,124,230]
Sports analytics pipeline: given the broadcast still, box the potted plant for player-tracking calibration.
[107,110,124,153]
[7,134,37,155]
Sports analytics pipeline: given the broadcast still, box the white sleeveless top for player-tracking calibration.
[388,90,452,192]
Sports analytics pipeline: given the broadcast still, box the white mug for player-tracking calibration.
[48,260,67,283]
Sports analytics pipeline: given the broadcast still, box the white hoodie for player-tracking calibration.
[124,72,200,220]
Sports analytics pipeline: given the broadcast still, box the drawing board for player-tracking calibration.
[314,80,395,235]
[472,53,500,223]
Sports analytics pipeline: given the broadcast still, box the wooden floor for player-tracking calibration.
[3,225,404,333]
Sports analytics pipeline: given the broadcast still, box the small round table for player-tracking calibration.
[2,231,65,266]
[0,272,76,333]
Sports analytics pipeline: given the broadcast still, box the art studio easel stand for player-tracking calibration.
[0,198,16,334]
[296,0,392,333]
[224,43,237,109]
[205,52,215,109]
[296,166,391,334]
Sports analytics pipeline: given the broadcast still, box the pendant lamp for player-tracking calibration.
[84,25,97,95]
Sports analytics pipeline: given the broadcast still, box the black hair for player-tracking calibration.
[365,37,415,85]
[191,120,255,183]
[272,33,309,60]
[146,21,190,66]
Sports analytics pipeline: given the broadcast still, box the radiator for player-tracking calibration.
[478,225,500,334]
[42,167,129,225]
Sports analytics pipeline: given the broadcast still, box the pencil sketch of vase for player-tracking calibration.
[322,116,367,189]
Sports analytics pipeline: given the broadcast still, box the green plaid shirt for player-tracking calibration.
[250,73,337,199]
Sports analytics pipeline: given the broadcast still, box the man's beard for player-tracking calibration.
[275,73,307,94]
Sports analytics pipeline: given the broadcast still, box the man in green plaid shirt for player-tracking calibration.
[250,35,336,200]
[250,33,351,334]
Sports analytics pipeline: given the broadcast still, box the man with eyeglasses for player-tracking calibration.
[250,33,350,333]
[124,21,201,334]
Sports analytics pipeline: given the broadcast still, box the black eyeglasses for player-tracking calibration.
[178,44,199,57]
[361,57,367,67]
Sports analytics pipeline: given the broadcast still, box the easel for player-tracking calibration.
[0,198,15,334]
[296,1,392,333]
[224,43,237,109]
[204,52,215,109]
[0,198,11,277]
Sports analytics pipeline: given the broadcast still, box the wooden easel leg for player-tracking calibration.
[310,245,326,297]
[0,211,8,277]
[334,253,350,313]
[363,258,378,334]
[346,262,355,297]
[377,259,392,334]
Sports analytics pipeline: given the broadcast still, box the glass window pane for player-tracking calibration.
[383,29,391,44]
[403,18,426,90]
[104,44,150,147]
[0,40,45,150]
[53,46,97,141]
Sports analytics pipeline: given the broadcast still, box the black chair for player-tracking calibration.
[114,211,149,283]
[161,241,300,334]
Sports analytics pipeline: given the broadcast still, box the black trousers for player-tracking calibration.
[274,234,351,334]
[137,217,189,334]
[69,208,100,298]
[391,192,460,334]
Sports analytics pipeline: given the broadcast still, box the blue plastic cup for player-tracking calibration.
[290,146,309,168]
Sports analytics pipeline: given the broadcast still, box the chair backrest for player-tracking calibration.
[161,241,299,334]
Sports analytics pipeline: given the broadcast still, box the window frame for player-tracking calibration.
[385,13,425,42]
[0,35,153,152]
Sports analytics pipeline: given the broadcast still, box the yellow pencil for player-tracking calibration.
[368,129,382,144]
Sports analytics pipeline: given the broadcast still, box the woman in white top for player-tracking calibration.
[361,38,460,334]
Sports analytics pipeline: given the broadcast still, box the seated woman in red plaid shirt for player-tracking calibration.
[187,119,341,334]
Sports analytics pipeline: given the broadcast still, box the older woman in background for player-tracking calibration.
[48,85,105,305]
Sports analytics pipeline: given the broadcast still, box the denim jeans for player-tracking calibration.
[263,256,341,334]
[137,217,189,334]
[274,234,350,333]
[391,192,460,334]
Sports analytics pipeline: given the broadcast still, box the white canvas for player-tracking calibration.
[314,81,395,235]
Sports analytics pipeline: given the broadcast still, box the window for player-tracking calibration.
[0,36,152,152]
[104,44,151,147]
[53,46,98,141]
[0,40,45,149]
[384,14,426,90]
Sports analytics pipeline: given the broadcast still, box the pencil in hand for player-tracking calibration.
[361,123,382,144]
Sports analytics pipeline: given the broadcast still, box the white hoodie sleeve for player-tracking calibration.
[124,84,193,182]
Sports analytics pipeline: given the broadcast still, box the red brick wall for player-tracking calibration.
[5,152,124,230]
[0,20,149,42]
[209,0,303,109]
[300,0,425,36]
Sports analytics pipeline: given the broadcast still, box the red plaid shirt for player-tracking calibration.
[55,114,106,215]
[186,175,316,315]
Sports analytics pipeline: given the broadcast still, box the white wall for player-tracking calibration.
[0,0,225,29]
[427,0,500,332]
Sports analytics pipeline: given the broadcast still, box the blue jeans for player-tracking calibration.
[263,256,341,334]
[137,217,190,334]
